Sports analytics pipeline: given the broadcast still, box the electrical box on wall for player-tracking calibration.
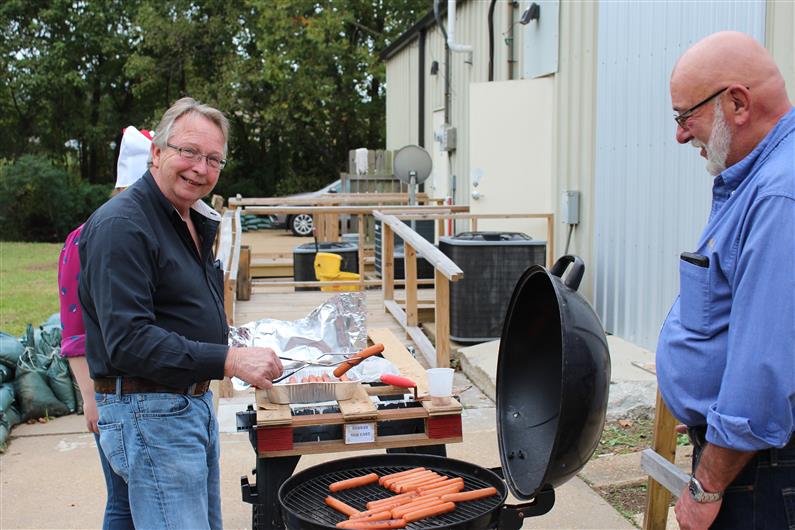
[561,190,580,225]
[438,125,457,152]
[522,0,560,79]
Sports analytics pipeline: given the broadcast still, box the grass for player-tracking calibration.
[594,416,655,457]
[0,241,62,336]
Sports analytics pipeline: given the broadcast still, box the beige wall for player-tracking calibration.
[468,78,554,242]
[385,41,419,150]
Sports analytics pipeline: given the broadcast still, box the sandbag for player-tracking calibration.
[35,326,61,360]
[46,353,76,413]
[0,404,21,453]
[0,363,12,384]
[13,371,69,421]
[41,312,61,333]
[0,331,24,369]
[68,363,84,415]
[0,383,14,411]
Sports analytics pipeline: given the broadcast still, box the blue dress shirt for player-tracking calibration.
[657,107,795,451]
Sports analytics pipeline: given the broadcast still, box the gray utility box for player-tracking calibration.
[293,242,358,292]
[440,232,546,343]
[374,219,435,280]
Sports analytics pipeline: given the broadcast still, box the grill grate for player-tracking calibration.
[282,464,503,529]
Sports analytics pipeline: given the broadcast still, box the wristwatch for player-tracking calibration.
[688,475,723,503]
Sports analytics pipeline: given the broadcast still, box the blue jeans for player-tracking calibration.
[93,432,134,530]
[96,390,222,530]
[692,441,795,529]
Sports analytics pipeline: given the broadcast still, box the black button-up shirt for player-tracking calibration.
[78,171,229,387]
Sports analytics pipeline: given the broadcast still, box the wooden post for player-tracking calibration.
[434,269,450,368]
[358,214,366,291]
[405,245,418,327]
[643,391,679,530]
[237,245,251,301]
[383,224,395,302]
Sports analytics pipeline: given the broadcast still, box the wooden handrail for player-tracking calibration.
[373,212,463,282]
[240,205,469,216]
[228,192,437,208]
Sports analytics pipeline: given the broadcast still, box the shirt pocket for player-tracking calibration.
[679,259,713,334]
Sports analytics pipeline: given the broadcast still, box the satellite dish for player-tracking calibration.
[394,145,432,207]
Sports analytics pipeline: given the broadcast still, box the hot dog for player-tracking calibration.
[441,486,499,502]
[349,510,392,522]
[395,475,448,493]
[384,470,436,490]
[390,496,443,519]
[417,482,465,497]
[336,518,406,529]
[378,467,426,486]
[416,477,463,493]
[402,501,456,523]
[365,492,419,511]
[333,343,385,378]
[329,472,379,492]
[325,496,359,517]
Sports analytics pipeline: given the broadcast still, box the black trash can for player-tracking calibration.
[440,232,546,343]
[293,242,359,291]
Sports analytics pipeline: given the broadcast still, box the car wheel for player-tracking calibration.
[290,213,313,236]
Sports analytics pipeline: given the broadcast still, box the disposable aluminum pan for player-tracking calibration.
[266,380,359,404]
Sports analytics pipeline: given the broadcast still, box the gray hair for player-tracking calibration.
[150,97,230,161]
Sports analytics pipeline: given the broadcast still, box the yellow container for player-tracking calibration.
[314,252,360,291]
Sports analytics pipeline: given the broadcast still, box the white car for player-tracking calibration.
[273,179,341,236]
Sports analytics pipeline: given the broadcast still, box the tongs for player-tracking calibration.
[273,343,385,383]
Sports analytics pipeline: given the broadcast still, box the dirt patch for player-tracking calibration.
[26,262,57,271]
[596,484,650,521]
[595,417,654,457]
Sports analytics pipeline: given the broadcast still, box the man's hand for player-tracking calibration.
[225,347,283,389]
[83,392,100,434]
[675,486,721,530]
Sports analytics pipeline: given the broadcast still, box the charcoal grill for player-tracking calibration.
[278,454,554,530]
[273,255,610,530]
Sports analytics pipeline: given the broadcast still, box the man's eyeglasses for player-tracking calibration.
[166,143,227,170]
[674,87,729,128]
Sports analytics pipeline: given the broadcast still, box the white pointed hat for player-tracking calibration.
[116,126,154,188]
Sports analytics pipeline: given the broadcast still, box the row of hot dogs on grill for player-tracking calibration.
[324,467,498,528]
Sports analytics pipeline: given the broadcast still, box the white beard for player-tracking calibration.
[691,101,732,176]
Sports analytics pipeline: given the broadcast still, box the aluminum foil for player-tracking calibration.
[228,292,398,390]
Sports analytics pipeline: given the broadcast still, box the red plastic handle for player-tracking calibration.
[380,374,417,388]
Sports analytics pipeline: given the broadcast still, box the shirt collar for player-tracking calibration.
[718,107,795,191]
[141,171,221,223]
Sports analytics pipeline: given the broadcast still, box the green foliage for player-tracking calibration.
[0,0,429,203]
[0,155,110,241]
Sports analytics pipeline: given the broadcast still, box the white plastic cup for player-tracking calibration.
[426,368,454,406]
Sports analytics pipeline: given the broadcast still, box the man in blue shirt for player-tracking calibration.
[657,31,795,529]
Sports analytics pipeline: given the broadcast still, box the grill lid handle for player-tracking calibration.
[499,487,555,529]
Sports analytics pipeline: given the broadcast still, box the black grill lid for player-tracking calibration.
[496,255,610,500]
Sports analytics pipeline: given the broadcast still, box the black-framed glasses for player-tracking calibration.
[166,143,227,170]
[674,87,729,128]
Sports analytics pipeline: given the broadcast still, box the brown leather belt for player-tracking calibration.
[94,377,211,396]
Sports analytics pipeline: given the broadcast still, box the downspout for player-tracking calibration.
[418,29,426,147]
[506,0,515,80]
[488,0,497,81]
[433,0,451,125]
[446,0,473,63]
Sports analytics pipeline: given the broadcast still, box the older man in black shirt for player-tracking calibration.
[79,97,282,529]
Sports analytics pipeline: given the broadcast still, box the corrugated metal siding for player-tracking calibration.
[593,2,766,349]
[385,42,419,149]
[552,0,598,301]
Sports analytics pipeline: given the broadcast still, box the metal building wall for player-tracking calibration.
[385,42,419,149]
[386,1,526,208]
[592,2,766,349]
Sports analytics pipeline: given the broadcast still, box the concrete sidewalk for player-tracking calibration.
[1,400,633,529]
